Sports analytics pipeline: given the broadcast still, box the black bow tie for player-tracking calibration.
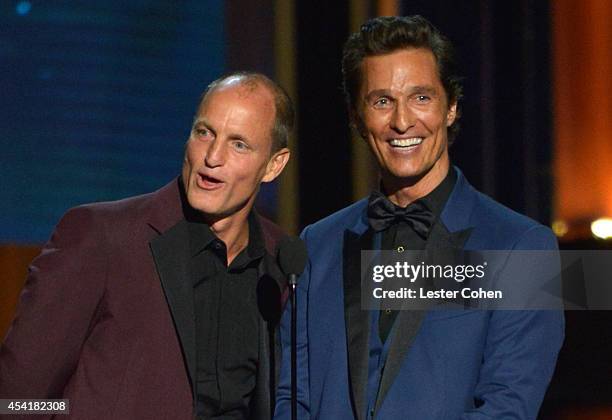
[367,191,435,239]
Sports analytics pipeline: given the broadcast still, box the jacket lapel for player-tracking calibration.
[374,167,476,414]
[343,218,375,420]
[144,179,286,418]
[149,220,197,393]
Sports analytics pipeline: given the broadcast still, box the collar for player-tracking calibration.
[373,166,457,220]
[187,211,266,269]
[419,167,457,219]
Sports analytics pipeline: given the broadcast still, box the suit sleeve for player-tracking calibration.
[274,226,311,419]
[461,226,564,419]
[0,206,108,399]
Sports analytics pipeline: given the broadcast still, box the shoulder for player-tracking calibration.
[301,198,368,242]
[258,214,285,238]
[468,189,557,250]
[59,190,156,231]
[257,214,287,253]
[51,182,174,247]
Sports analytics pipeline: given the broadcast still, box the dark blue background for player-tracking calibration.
[1,0,225,243]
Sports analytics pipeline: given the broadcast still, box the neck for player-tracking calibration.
[206,203,253,266]
[382,157,450,207]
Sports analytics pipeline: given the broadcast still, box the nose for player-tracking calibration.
[204,138,226,168]
[390,101,414,133]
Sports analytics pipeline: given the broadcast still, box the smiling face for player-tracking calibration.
[182,80,289,223]
[356,48,457,193]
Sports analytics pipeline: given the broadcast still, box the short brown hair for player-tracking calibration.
[342,15,463,142]
[200,71,295,152]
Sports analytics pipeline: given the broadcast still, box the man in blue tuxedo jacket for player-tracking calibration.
[275,16,563,420]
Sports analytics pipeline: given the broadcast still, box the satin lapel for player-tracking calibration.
[343,227,375,420]
[374,167,477,412]
[149,219,196,392]
[374,221,473,414]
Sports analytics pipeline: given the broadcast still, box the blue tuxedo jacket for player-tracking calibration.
[275,168,564,420]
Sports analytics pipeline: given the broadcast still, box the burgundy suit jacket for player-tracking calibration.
[0,178,286,419]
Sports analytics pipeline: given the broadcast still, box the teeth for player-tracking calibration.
[390,137,423,147]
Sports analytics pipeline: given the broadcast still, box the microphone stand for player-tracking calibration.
[288,273,298,420]
[277,236,307,420]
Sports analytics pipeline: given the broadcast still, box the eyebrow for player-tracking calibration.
[365,85,439,101]
[410,85,438,96]
[192,119,215,134]
[192,119,209,129]
[228,133,248,143]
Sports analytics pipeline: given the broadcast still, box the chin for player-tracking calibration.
[186,195,212,214]
[386,165,426,180]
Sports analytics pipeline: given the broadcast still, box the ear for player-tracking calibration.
[446,101,458,127]
[262,148,290,183]
[349,108,368,139]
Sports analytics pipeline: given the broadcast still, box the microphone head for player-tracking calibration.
[277,236,308,276]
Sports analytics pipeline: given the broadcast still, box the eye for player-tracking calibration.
[194,127,213,139]
[415,95,431,103]
[232,140,250,152]
[373,97,392,109]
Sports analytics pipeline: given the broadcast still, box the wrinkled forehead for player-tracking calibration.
[194,81,276,151]
[361,49,440,84]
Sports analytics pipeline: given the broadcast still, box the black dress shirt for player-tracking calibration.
[189,213,266,419]
[377,168,457,342]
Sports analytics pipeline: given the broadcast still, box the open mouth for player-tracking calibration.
[197,173,224,190]
[388,137,424,149]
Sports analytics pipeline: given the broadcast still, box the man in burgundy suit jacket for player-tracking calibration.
[0,72,293,419]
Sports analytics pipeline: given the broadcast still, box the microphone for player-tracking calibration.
[277,236,308,286]
[276,236,307,420]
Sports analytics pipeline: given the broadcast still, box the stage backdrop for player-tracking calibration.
[1,0,225,244]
